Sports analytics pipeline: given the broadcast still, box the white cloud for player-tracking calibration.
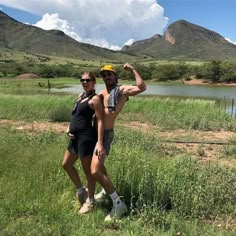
[225,38,236,45]
[34,13,82,42]
[33,13,121,50]
[124,39,135,46]
[0,0,168,50]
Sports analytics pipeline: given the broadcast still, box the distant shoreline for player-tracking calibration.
[182,78,236,86]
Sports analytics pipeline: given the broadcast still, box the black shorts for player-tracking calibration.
[67,137,96,158]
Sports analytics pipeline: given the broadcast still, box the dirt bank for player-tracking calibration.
[183,78,236,86]
[1,119,235,167]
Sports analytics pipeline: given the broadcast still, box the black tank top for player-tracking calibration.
[69,99,95,136]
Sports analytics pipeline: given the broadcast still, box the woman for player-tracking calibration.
[62,72,104,214]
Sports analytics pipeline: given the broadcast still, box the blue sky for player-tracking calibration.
[158,0,236,43]
[0,0,236,49]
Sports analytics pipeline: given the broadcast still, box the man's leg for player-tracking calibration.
[94,129,112,200]
[102,165,108,176]
[91,154,115,194]
[93,165,109,201]
[91,154,127,221]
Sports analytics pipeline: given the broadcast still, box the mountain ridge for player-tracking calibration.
[1,10,236,61]
[122,20,236,60]
[0,10,135,61]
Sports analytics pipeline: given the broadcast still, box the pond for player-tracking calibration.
[51,83,236,99]
[1,83,236,116]
[50,84,236,117]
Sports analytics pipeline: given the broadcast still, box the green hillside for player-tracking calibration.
[0,10,137,63]
[1,10,236,63]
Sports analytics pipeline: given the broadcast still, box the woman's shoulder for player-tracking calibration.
[91,94,101,102]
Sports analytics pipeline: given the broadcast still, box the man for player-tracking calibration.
[90,63,146,221]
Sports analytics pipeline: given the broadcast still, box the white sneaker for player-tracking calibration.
[79,201,95,214]
[104,200,127,221]
[94,189,107,203]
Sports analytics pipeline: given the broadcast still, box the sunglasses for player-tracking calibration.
[80,78,93,83]
[101,72,113,78]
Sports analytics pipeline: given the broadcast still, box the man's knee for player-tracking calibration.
[91,167,102,179]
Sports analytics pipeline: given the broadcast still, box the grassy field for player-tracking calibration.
[0,85,236,235]
[0,48,124,66]
[0,48,207,66]
[0,125,235,235]
[0,93,235,131]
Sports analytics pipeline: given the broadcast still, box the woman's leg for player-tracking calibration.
[80,156,96,198]
[62,149,83,188]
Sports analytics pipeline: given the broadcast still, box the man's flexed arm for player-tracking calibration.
[121,63,146,96]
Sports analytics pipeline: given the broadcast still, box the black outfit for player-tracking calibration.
[67,93,97,157]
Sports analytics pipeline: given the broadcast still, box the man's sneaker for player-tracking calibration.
[94,189,107,203]
[76,188,88,205]
[104,200,127,221]
[79,201,95,214]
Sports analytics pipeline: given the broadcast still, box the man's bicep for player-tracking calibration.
[121,85,142,96]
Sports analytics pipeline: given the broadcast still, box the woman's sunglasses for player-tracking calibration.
[80,78,93,83]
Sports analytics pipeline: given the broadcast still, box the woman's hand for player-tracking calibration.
[66,130,75,139]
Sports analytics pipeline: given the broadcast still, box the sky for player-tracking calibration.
[0,0,236,50]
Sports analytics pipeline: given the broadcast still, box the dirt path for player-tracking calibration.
[1,119,236,167]
[119,121,236,167]
[0,119,69,134]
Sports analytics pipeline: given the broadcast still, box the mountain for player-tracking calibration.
[1,10,236,61]
[0,10,134,61]
[122,20,236,60]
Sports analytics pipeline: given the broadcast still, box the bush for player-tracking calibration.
[219,73,236,83]
[154,63,189,81]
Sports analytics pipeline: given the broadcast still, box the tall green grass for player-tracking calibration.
[108,129,236,218]
[0,78,80,89]
[1,94,236,131]
[0,94,74,121]
[122,96,236,131]
[0,126,235,235]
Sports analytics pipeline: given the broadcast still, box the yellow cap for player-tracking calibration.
[100,65,116,74]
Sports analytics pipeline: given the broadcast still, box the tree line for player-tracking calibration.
[1,60,236,83]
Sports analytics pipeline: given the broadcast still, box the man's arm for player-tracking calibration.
[121,63,146,96]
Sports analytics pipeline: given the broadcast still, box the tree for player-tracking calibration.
[204,61,222,82]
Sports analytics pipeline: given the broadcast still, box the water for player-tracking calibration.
[50,84,236,117]
[2,83,236,116]
[51,83,236,99]
[2,84,236,100]
[144,84,236,100]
